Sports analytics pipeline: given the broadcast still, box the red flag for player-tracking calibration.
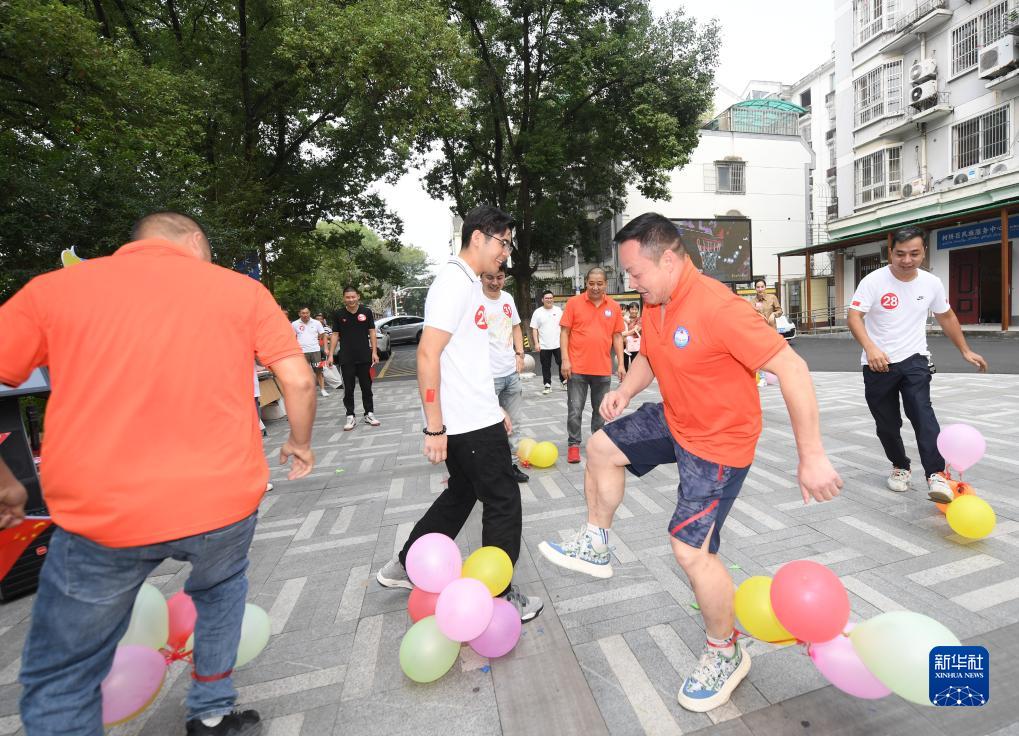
[0,518,53,579]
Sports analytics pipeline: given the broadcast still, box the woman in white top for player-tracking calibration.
[622,302,641,371]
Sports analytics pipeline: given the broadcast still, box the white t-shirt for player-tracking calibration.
[484,291,521,378]
[424,257,505,435]
[849,266,950,364]
[292,318,326,352]
[529,305,563,349]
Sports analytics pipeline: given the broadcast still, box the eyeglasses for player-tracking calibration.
[486,233,513,251]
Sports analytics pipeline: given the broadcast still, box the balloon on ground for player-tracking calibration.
[408,587,440,623]
[235,604,271,667]
[808,623,891,699]
[771,560,849,643]
[528,441,558,468]
[101,645,167,726]
[469,598,522,658]
[399,616,460,683]
[461,546,513,596]
[522,354,535,373]
[517,438,537,464]
[435,578,494,642]
[937,423,986,473]
[946,494,996,539]
[734,576,794,643]
[119,583,169,650]
[405,533,462,593]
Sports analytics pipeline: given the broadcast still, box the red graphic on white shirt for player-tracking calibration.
[357,313,367,322]
[880,293,899,310]
[474,305,489,329]
[297,324,305,331]
[502,303,513,318]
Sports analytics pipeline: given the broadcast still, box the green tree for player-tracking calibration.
[420,0,719,319]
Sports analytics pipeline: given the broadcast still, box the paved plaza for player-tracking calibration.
[1,369,1019,735]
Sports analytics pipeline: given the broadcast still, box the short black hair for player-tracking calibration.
[613,212,686,261]
[342,285,359,295]
[892,226,927,248]
[754,278,767,288]
[541,290,554,298]
[461,205,516,249]
[131,211,208,242]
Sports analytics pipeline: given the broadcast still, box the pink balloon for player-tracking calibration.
[166,591,197,652]
[808,623,891,699]
[469,598,522,658]
[771,560,850,643]
[937,423,986,473]
[406,534,462,593]
[435,578,494,642]
[763,371,779,386]
[101,645,167,726]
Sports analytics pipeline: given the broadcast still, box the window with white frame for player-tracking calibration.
[952,105,1010,169]
[715,161,746,194]
[951,2,1009,76]
[856,0,896,45]
[854,60,903,127]
[854,147,901,206]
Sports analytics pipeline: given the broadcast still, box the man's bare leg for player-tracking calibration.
[670,527,734,639]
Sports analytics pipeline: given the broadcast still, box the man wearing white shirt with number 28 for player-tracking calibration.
[847,226,987,497]
[375,205,542,622]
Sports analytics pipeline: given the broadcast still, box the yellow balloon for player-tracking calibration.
[528,441,558,468]
[60,247,84,267]
[462,546,513,596]
[517,438,537,464]
[119,583,169,650]
[946,495,996,539]
[734,576,794,643]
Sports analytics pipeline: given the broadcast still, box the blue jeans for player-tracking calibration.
[493,372,522,459]
[19,513,258,735]
[567,374,611,447]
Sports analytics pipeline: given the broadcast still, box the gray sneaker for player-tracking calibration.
[677,641,751,712]
[376,556,413,589]
[501,584,543,622]
[538,526,613,578]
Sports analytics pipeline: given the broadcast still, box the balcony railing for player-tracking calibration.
[894,0,948,34]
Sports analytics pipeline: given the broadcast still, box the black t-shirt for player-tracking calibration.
[332,305,375,364]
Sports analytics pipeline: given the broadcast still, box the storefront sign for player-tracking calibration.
[935,216,1019,250]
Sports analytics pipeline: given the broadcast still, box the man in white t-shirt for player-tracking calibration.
[292,307,329,397]
[529,290,565,395]
[375,205,542,622]
[481,267,530,484]
[847,226,987,496]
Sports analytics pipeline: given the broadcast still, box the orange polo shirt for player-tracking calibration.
[560,293,625,375]
[641,265,787,467]
[0,239,302,547]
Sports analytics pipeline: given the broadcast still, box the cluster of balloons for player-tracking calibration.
[516,438,558,468]
[399,534,521,683]
[735,560,961,705]
[102,584,271,726]
[934,424,996,539]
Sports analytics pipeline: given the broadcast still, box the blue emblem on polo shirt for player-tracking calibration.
[674,326,690,348]
[604,309,612,317]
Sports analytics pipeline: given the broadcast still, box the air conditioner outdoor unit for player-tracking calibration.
[979,35,1019,79]
[910,81,938,106]
[952,167,983,186]
[989,162,1010,176]
[909,59,937,84]
[901,178,928,197]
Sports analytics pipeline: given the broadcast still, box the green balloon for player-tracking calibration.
[850,611,961,706]
[119,583,169,650]
[184,603,271,668]
[399,616,461,683]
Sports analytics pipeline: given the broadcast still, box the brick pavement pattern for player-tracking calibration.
[0,371,1017,735]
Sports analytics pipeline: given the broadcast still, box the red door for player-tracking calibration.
[949,249,980,324]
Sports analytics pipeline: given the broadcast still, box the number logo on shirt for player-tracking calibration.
[357,313,367,322]
[474,305,489,329]
[502,303,513,318]
[880,293,900,310]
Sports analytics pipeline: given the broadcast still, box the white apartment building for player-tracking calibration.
[779,0,1019,329]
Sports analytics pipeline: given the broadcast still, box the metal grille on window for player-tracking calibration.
[952,19,978,76]
[980,2,1009,46]
[858,0,885,44]
[855,68,884,127]
[887,147,901,196]
[953,118,981,169]
[715,161,745,194]
[885,61,902,116]
[982,106,1009,161]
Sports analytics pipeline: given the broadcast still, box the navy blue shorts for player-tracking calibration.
[602,403,750,553]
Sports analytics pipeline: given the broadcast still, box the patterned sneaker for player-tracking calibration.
[887,467,911,492]
[376,556,413,589]
[501,584,544,622]
[542,384,552,395]
[537,526,613,578]
[677,642,751,713]
[343,415,356,431]
[364,412,381,427]
[928,471,952,497]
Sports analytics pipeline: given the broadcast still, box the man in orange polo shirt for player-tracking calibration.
[560,267,625,463]
[539,213,842,713]
[0,212,316,736]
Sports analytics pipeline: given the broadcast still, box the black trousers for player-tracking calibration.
[340,361,374,416]
[399,422,522,569]
[863,353,945,477]
[623,351,636,371]
[539,348,564,386]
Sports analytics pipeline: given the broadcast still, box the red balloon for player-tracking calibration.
[166,591,197,652]
[770,560,849,643]
[407,587,440,623]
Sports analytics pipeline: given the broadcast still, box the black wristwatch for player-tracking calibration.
[423,425,447,436]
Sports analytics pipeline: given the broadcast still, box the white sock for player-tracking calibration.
[707,631,737,658]
[201,716,224,728]
[586,522,609,551]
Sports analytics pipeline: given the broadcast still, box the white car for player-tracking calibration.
[775,315,796,341]
[376,315,424,346]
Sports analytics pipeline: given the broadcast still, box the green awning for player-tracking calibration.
[732,98,807,114]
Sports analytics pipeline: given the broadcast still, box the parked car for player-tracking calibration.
[375,327,391,359]
[776,315,796,341]
[376,315,424,346]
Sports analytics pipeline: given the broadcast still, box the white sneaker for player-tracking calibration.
[542,384,552,395]
[887,467,911,492]
[265,482,273,493]
[343,415,356,431]
[364,412,381,427]
[320,388,329,397]
[928,472,952,497]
